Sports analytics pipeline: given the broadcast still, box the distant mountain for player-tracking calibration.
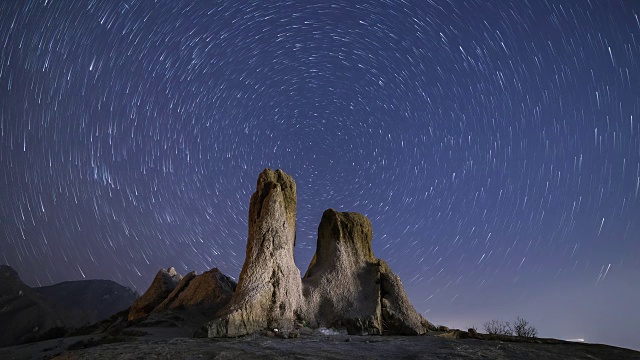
[0,265,137,347]
[34,279,137,325]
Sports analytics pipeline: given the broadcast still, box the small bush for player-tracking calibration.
[483,319,512,335]
[483,317,538,338]
[512,316,538,338]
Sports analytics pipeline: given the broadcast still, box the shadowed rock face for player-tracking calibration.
[206,168,304,337]
[378,260,433,334]
[128,267,183,321]
[302,209,432,335]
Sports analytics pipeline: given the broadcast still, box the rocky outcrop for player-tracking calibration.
[203,169,430,338]
[128,267,183,321]
[206,168,304,337]
[302,209,432,335]
[301,210,380,334]
[131,266,237,327]
[154,269,236,313]
[152,271,197,313]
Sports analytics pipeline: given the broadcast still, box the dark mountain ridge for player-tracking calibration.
[0,264,137,347]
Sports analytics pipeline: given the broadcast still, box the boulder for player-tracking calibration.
[128,267,182,321]
[206,169,304,337]
[302,209,432,335]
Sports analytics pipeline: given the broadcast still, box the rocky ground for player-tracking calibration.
[1,327,639,360]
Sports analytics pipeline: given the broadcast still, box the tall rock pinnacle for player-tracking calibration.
[206,168,303,337]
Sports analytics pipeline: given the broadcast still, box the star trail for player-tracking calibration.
[1,0,639,350]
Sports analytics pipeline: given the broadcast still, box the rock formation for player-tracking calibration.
[153,268,236,312]
[152,271,198,313]
[129,266,237,323]
[206,168,304,337]
[128,267,183,320]
[378,259,434,334]
[203,169,431,338]
[301,209,432,335]
[301,210,380,334]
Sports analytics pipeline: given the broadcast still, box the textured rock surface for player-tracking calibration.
[156,268,236,312]
[128,267,182,321]
[206,168,303,337]
[302,210,381,334]
[302,209,432,335]
[152,271,197,313]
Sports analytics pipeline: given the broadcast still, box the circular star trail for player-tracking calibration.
[1,0,639,349]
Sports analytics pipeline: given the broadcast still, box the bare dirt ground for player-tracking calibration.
[1,327,639,360]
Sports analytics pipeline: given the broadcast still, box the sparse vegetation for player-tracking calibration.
[483,319,512,335]
[483,317,538,338]
[512,316,538,338]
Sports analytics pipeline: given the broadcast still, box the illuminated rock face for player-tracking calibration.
[129,267,236,322]
[206,169,303,337]
[128,267,182,321]
[152,268,236,313]
[204,169,431,337]
[302,209,433,335]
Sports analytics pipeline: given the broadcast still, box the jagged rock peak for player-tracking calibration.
[166,267,179,277]
[155,268,236,312]
[152,271,197,313]
[128,267,183,320]
[206,168,303,337]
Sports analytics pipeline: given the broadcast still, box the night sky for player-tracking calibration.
[1,0,639,350]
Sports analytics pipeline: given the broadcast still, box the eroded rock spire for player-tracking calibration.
[206,168,303,337]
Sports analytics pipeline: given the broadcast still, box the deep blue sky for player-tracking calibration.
[1,0,639,350]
